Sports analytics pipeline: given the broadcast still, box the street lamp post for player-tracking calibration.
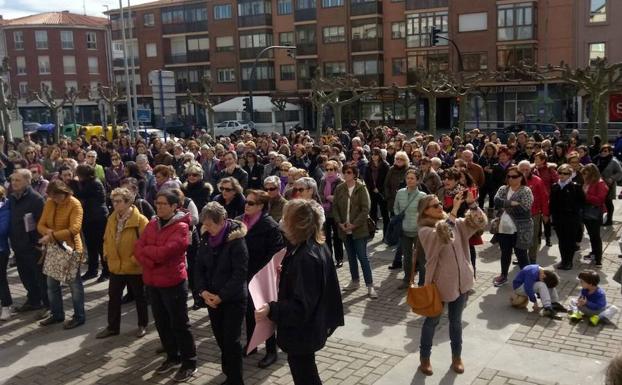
[248,45,296,122]
[119,0,134,139]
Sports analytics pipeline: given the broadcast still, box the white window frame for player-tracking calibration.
[214,4,233,20]
[35,31,48,49]
[217,68,235,83]
[86,32,97,49]
[146,43,157,57]
[63,56,77,74]
[19,82,29,98]
[88,57,99,74]
[458,12,488,32]
[16,57,27,75]
[38,56,51,74]
[61,31,74,49]
[14,31,24,50]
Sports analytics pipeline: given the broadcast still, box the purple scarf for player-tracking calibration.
[208,220,230,248]
[322,174,338,212]
[242,212,262,231]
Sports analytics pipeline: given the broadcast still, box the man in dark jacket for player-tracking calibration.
[219,151,249,190]
[9,169,48,313]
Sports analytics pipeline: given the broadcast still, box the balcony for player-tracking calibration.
[238,14,272,28]
[165,51,210,65]
[295,43,317,56]
[294,8,316,22]
[239,47,275,60]
[350,1,382,16]
[162,22,208,35]
[406,0,447,11]
[113,57,140,68]
[241,79,276,91]
[176,81,203,93]
[112,28,135,40]
[355,73,383,87]
[351,38,382,52]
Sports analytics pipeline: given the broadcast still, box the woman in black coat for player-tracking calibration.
[236,189,285,368]
[215,177,246,219]
[549,164,585,270]
[195,202,249,385]
[182,164,213,212]
[364,148,390,236]
[75,164,109,282]
[243,152,265,190]
[255,199,344,385]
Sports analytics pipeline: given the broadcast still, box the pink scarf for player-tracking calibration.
[242,211,262,231]
[322,174,338,212]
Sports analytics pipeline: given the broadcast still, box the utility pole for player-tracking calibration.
[119,0,134,135]
[248,45,296,122]
[127,0,139,139]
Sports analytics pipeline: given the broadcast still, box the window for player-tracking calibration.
[407,51,449,72]
[19,82,28,98]
[60,31,74,49]
[63,56,76,74]
[188,37,210,50]
[35,31,48,49]
[589,0,606,23]
[144,13,155,26]
[216,36,234,51]
[458,12,488,32]
[323,26,345,43]
[322,0,343,7]
[238,1,272,16]
[86,32,97,49]
[214,4,232,20]
[497,3,535,41]
[88,57,99,74]
[38,56,50,74]
[352,23,381,40]
[392,22,405,39]
[462,52,488,71]
[217,68,235,83]
[162,6,207,24]
[146,43,157,57]
[14,31,24,49]
[296,0,316,10]
[353,59,381,75]
[16,57,26,75]
[589,42,606,64]
[392,58,406,76]
[324,61,346,77]
[240,33,273,49]
[280,32,294,45]
[40,81,52,92]
[65,80,78,92]
[278,0,292,14]
[406,11,448,48]
[89,81,99,97]
[241,64,274,80]
[497,45,536,69]
[280,64,296,80]
[296,27,316,44]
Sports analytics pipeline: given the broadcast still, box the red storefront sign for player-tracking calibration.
[611,94,622,122]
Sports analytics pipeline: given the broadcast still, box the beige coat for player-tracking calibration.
[418,208,487,302]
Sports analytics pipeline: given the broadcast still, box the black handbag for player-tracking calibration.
[583,205,601,221]
[384,194,417,246]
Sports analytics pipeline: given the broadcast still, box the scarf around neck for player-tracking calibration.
[242,211,262,231]
[209,220,230,248]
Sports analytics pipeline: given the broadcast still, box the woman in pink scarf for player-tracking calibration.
[319,160,344,267]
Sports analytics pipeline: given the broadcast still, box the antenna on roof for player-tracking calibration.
[83,0,86,15]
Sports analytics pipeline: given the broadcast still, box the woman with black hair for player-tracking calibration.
[551,142,567,167]
[124,161,147,199]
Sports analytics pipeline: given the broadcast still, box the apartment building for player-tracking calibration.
[0,11,110,124]
[106,0,584,129]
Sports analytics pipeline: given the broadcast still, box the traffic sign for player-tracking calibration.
[137,108,151,123]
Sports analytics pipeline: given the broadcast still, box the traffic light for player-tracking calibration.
[242,97,251,114]
[430,27,441,46]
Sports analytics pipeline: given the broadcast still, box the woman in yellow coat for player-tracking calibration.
[96,187,150,339]
[37,180,85,329]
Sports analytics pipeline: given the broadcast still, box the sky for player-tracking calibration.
[0,0,156,20]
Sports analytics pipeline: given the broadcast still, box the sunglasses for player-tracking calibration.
[265,187,278,192]
[220,187,234,192]
[245,201,258,206]
[559,172,572,175]
[293,187,307,193]
[188,173,200,177]
[507,174,521,179]
[325,168,335,171]
[427,203,441,209]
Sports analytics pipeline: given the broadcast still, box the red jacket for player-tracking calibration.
[585,179,609,212]
[527,175,550,216]
[534,164,559,193]
[135,211,190,288]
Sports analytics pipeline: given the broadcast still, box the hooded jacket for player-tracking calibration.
[134,211,191,287]
[195,220,249,303]
[332,179,371,240]
[37,195,84,253]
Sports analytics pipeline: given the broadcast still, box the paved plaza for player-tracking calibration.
[1,206,621,385]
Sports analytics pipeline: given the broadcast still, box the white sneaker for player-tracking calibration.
[600,305,619,321]
[343,281,360,291]
[0,306,12,321]
[368,286,378,299]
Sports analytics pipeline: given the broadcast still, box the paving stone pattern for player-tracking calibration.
[472,368,561,385]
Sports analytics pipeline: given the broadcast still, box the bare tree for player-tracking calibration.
[409,69,455,137]
[186,76,215,138]
[28,83,68,143]
[87,83,126,140]
[271,93,291,135]
[0,58,18,141]
[64,86,84,131]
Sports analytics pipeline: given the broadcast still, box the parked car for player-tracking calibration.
[163,121,193,138]
[214,120,249,137]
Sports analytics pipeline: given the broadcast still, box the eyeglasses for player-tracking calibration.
[220,187,234,192]
[507,174,521,179]
[559,172,572,175]
[265,187,278,192]
[188,173,200,177]
[293,187,307,193]
[325,168,335,172]
[427,203,441,209]
[245,201,258,206]
[112,199,125,204]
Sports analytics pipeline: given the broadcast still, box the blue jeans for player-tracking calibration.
[343,235,373,286]
[47,268,85,323]
[420,293,466,359]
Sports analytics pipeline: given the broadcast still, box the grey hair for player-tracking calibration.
[430,157,442,167]
[136,154,149,163]
[185,163,203,177]
[294,177,320,202]
[218,177,243,195]
[200,201,228,224]
[86,150,97,158]
[517,160,532,169]
[13,168,33,183]
[264,175,281,189]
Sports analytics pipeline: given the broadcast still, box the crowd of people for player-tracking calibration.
[0,121,621,383]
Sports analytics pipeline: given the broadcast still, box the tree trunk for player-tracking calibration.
[587,96,598,143]
[333,103,343,131]
[428,95,437,137]
[207,107,215,138]
[316,104,323,136]
[459,94,468,137]
[598,97,608,142]
[54,108,62,143]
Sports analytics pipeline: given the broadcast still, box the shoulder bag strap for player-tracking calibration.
[400,192,418,216]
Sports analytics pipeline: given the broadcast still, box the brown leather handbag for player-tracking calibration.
[406,242,442,317]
